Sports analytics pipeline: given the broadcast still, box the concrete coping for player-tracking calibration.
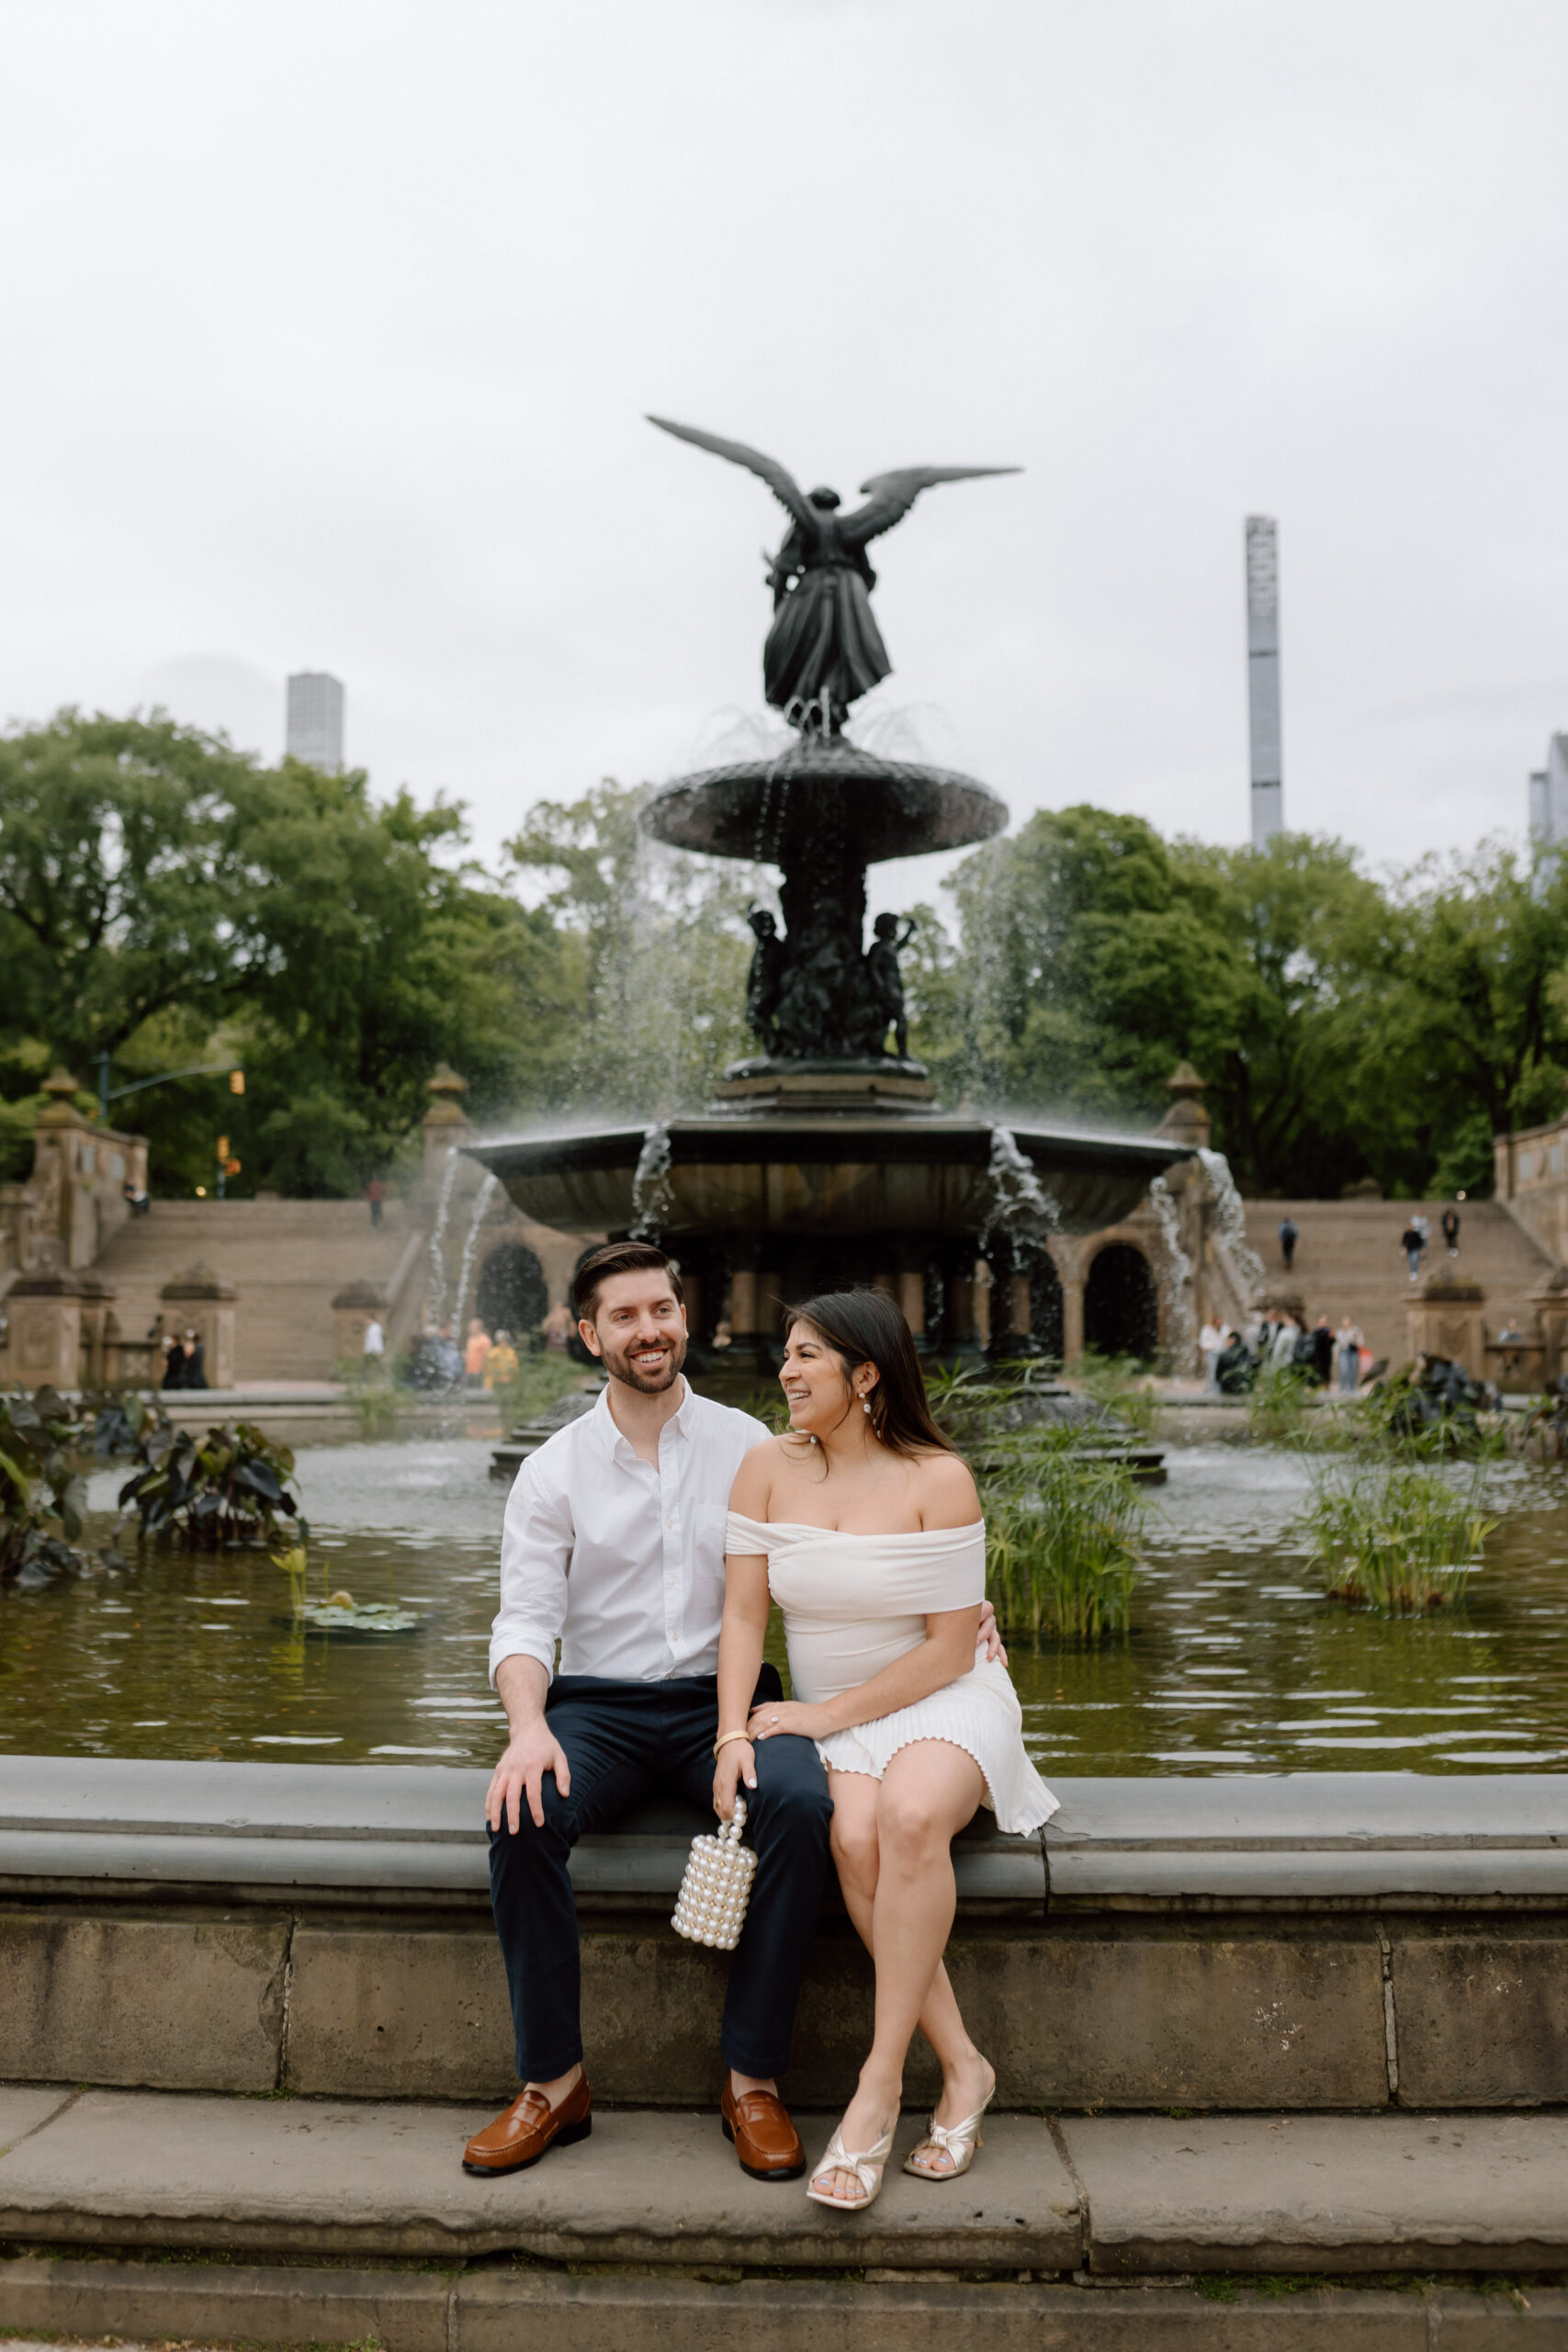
[2,1758,1565,1905]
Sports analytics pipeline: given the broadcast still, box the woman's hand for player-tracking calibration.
[747,1698,827,1742]
[713,1737,757,1821]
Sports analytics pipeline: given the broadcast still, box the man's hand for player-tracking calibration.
[712,1737,757,1821]
[485,1718,570,1834]
[978,1597,1008,1668]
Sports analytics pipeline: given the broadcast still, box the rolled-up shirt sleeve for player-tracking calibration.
[489,1451,575,1688]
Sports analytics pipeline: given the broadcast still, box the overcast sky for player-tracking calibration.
[4,1,1566,917]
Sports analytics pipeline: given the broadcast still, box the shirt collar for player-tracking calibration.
[593,1374,693,1460]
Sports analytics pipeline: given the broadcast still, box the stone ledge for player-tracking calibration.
[5,1758,1564,1914]
[4,2091,1568,2291]
[7,2265,1568,2352]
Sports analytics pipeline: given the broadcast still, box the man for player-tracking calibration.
[362,1316,385,1374]
[1197,1317,1224,1394]
[1311,1315,1334,1388]
[1278,1216,1299,1273]
[1441,1206,1461,1258]
[366,1175,387,1229]
[467,1241,1002,2187]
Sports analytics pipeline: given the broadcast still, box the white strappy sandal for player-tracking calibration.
[805,2118,896,2212]
[903,2075,995,2181]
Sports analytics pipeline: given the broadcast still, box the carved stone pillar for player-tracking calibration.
[3,1267,86,1389]
[1406,1276,1486,1382]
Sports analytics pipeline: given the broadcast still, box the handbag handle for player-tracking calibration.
[722,1796,748,1846]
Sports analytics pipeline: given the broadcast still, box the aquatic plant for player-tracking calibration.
[0,1388,92,1588]
[1297,1464,1495,1613]
[118,1420,302,1550]
[978,1430,1144,1640]
[1246,1362,1317,1447]
[1074,1348,1158,1438]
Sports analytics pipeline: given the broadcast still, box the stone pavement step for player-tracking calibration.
[2,2267,1566,2351]
[5,2086,1568,2281]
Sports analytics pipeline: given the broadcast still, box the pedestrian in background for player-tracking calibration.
[1311,1315,1334,1387]
[180,1328,208,1390]
[1335,1317,1363,1394]
[366,1176,387,1229]
[1278,1216,1299,1272]
[362,1316,385,1375]
[484,1328,520,1390]
[465,1317,491,1385]
[1401,1219,1424,1283]
[1441,1206,1461,1257]
[1270,1314,1300,1368]
[1198,1317,1224,1394]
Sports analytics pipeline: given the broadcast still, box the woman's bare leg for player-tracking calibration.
[829,1766,990,2160]
[815,1744,986,2202]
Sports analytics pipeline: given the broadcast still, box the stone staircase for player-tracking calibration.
[91,1198,425,1384]
[1241,1197,1556,1364]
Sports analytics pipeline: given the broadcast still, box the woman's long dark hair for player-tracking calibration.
[784,1287,956,1460]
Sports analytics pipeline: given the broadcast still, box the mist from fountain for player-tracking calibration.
[630,1120,675,1240]
[985,1125,1062,1248]
[1148,1172,1196,1365]
[452,1171,501,1335]
[1198,1145,1268,1307]
[424,1150,461,1329]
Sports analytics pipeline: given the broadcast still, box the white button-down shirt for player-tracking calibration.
[490,1380,770,1688]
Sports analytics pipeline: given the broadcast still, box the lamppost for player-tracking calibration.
[96,1056,245,1194]
[96,1055,245,1122]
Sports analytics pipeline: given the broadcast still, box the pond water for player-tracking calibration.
[2,1439,1565,1775]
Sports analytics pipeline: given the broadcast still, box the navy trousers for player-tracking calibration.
[488,1667,833,2083]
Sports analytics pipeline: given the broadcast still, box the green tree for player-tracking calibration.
[505,779,761,1112]
[0,712,570,1196]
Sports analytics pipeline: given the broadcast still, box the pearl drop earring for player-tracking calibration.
[862,1396,872,1415]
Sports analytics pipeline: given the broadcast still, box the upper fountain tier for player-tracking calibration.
[639,730,1008,869]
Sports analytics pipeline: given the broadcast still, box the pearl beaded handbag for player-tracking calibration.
[671,1796,758,1951]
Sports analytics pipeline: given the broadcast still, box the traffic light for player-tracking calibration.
[230,1069,245,1095]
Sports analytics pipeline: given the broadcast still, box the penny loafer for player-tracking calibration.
[720,2079,806,2180]
[462,2072,592,2177]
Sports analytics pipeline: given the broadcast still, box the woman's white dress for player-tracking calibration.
[726,1512,1056,1837]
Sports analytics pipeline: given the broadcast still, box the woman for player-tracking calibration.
[714,1289,1055,2215]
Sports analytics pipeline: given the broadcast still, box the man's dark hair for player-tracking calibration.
[572,1240,683,1326]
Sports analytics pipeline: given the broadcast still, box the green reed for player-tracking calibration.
[1296,1464,1495,1614]
[978,1430,1144,1640]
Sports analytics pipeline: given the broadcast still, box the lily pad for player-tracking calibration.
[287,1601,423,1636]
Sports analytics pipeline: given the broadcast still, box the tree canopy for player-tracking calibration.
[2,712,1563,1201]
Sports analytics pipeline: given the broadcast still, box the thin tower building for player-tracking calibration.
[286,672,344,772]
[1529,734,1568,856]
[1245,515,1282,848]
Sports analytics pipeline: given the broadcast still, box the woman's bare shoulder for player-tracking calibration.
[911,1448,982,1530]
[729,1431,812,1517]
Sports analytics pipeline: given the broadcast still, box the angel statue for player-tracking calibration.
[648,416,1020,733]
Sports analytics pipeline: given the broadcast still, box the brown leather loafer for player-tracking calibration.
[720,2079,806,2181]
[462,2071,592,2177]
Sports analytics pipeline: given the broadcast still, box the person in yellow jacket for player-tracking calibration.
[484,1329,520,1390]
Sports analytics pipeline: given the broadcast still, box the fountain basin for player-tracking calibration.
[468,1112,1189,1241]
[640,736,1007,865]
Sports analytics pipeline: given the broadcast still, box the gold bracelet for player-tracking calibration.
[712,1729,751,1760]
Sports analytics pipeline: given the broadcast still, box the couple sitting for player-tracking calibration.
[465,1240,1055,2213]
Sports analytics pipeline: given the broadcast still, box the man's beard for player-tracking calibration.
[599,1329,688,1395]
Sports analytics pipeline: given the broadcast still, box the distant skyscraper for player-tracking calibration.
[286,672,344,771]
[1529,734,1568,858]
[1245,516,1282,849]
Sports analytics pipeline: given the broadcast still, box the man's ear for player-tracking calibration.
[578,1318,603,1358]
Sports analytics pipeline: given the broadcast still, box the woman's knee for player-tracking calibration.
[875,1784,949,1863]
[829,1806,878,1881]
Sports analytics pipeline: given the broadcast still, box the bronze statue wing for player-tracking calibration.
[646,416,814,531]
[843,465,1021,546]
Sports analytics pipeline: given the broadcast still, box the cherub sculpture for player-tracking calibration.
[648,417,1019,732]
